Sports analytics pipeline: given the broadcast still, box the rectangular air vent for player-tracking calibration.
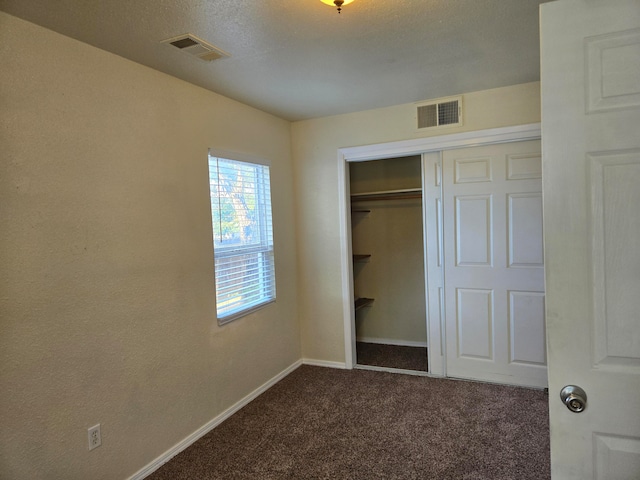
[161,34,230,62]
[416,96,463,129]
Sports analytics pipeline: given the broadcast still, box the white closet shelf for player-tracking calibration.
[350,188,422,202]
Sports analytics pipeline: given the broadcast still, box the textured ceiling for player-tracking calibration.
[0,0,549,121]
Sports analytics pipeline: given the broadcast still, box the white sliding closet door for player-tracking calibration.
[441,140,546,387]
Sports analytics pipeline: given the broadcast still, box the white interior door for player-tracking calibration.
[541,0,640,478]
[441,140,547,388]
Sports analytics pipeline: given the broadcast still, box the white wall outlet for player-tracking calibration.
[88,424,101,451]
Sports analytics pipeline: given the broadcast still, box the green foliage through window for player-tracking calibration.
[208,154,276,323]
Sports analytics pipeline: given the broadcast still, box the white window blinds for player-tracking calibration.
[208,155,276,324]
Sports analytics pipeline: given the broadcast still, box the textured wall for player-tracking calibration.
[292,82,542,363]
[0,12,299,479]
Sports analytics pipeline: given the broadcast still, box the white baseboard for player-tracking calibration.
[128,359,303,480]
[302,358,348,369]
[356,336,428,348]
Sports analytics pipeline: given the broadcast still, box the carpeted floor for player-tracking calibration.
[356,342,428,371]
[147,365,550,480]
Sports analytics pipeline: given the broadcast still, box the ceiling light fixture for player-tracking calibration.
[320,0,355,14]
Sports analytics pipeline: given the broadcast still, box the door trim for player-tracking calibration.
[338,123,542,370]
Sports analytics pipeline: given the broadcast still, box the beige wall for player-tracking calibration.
[0,13,299,479]
[292,82,541,363]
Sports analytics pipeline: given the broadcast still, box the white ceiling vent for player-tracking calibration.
[416,96,463,129]
[162,34,230,62]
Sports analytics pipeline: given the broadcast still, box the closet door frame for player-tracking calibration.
[337,123,541,372]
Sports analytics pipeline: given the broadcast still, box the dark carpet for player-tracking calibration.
[148,365,550,480]
[356,342,428,371]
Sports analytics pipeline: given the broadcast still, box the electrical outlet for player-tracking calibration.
[88,424,101,451]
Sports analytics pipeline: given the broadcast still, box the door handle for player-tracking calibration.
[560,385,587,413]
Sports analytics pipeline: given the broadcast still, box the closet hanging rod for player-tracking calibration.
[350,188,422,202]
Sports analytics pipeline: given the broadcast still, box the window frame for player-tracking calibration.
[207,149,276,325]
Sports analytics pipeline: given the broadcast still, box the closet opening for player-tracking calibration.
[349,156,428,373]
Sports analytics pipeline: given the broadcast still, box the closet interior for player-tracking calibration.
[349,155,428,372]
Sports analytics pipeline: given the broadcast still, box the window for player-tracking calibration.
[208,153,276,324]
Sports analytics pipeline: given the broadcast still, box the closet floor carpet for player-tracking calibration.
[356,341,428,372]
[147,365,550,480]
